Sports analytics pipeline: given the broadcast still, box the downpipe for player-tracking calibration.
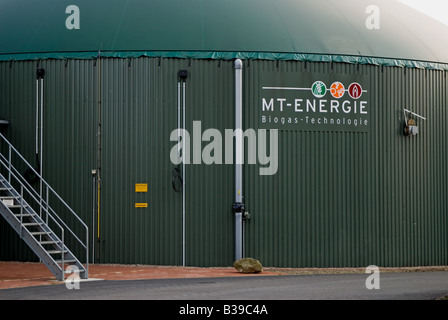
[233,59,244,261]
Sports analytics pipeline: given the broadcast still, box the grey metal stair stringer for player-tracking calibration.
[0,177,87,281]
[0,133,89,282]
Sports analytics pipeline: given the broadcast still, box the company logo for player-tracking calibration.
[348,82,363,99]
[310,81,364,100]
[330,82,345,99]
[261,74,369,132]
[311,81,326,98]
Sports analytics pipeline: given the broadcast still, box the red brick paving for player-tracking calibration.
[0,261,279,290]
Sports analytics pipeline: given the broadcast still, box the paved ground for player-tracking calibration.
[2,271,448,301]
[1,261,447,302]
[0,261,278,289]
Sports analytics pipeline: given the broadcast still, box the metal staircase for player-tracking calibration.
[0,133,88,281]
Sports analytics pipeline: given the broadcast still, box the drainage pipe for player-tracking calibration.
[36,68,45,217]
[182,80,186,267]
[96,52,102,262]
[35,78,39,157]
[177,70,188,266]
[40,74,43,207]
[233,59,244,261]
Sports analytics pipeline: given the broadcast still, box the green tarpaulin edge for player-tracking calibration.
[1,50,447,71]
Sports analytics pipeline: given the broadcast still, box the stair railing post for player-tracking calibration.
[8,145,11,183]
[61,228,64,280]
[45,186,49,225]
[20,185,23,238]
[86,229,89,278]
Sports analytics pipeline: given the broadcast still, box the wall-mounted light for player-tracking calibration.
[403,108,426,136]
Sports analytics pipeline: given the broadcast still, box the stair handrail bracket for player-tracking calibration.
[0,133,88,280]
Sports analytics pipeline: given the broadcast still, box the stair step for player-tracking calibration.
[65,268,86,274]
[31,231,51,236]
[0,196,17,200]
[55,259,77,264]
[23,222,42,227]
[47,249,68,255]
[39,240,60,245]
[14,213,35,218]
[6,204,28,209]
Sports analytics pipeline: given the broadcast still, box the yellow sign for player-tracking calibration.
[135,183,148,192]
[135,203,148,208]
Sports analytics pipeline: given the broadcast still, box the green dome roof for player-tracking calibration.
[1,0,447,69]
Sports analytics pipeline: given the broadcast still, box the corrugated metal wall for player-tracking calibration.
[182,59,234,266]
[1,57,447,267]
[243,60,448,267]
[0,57,236,266]
[0,61,38,261]
[0,59,97,261]
[98,58,235,266]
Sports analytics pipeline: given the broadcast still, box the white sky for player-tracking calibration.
[397,0,448,25]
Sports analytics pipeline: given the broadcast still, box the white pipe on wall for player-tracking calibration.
[234,59,243,261]
[182,81,186,267]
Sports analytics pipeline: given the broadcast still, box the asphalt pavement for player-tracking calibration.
[0,271,447,301]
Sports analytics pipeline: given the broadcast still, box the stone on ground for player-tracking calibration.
[233,258,263,273]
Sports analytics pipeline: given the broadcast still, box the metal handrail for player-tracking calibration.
[0,160,66,263]
[0,133,88,276]
[0,155,85,252]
